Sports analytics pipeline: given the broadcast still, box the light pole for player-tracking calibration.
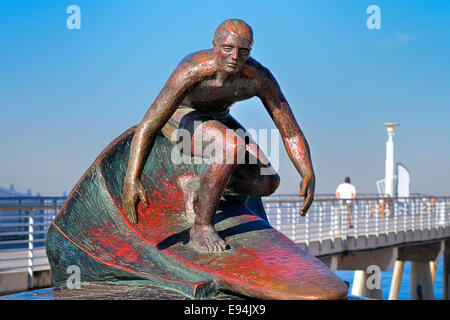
[382,123,399,197]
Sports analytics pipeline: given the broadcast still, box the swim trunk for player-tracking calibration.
[161,107,230,146]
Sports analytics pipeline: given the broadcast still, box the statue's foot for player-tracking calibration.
[189,224,228,253]
[176,175,200,220]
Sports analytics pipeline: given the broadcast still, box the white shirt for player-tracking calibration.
[336,183,357,200]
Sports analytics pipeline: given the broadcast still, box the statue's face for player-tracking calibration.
[213,32,251,74]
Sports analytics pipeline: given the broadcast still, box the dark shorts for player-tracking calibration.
[161,107,279,180]
[161,107,231,145]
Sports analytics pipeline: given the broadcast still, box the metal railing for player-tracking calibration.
[1,195,449,276]
[264,195,450,247]
[0,197,66,286]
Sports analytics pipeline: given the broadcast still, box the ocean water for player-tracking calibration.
[335,255,444,300]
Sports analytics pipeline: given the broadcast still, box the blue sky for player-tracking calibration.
[1,0,449,196]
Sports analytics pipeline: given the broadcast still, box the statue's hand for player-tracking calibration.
[122,178,148,224]
[299,173,315,216]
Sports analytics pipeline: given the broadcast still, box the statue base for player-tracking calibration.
[0,283,366,300]
[0,282,243,300]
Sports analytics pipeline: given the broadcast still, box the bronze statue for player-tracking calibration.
[46,18,348,299]
[123,19,315,253]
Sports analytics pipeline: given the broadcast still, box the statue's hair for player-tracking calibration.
[214,19,253,46]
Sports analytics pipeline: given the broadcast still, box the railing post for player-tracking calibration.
[342,201,347,246]
[291,209,296,243]
[428,198,432,236]
[420,198,424,235]
[375,200,379,244]
[27,208,35,289]
[354,201,359,246]
[340,201,344,239]
[338,200,342,240]
[330,201,339,240]
[385,200,389,235]
[412,199,416,238]
[276,203,281,231]
[394,199,398,240]
[318,203,323,250]
[305,207,310,249]
[447,199,449,228]
[54,197,58,226]
[365,201,369,244]
[404,199,408,237]
[437,199,443,230]
[447,198,450,228]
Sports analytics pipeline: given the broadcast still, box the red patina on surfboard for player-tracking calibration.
[46,127,348,300]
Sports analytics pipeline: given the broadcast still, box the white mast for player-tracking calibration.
[382,123,399,197]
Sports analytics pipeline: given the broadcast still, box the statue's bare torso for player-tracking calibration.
[177,50,265,113]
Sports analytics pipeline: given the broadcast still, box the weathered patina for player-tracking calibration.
[123,19,315,254]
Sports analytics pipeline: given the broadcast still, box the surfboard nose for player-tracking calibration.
[212,226,350,300]
[273,276,349,300]
[218,269,349,300]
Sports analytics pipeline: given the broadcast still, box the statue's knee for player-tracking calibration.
[223,137,246,165]
[260,173,280,196]
[204,127,245,165]
[268,173,281,194]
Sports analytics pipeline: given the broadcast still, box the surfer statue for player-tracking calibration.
[46,18,348,299]
[122,19,316,253]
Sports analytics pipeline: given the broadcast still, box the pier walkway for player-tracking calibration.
[264,195,450,299]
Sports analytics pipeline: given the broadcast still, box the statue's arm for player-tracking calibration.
[256,68,315,215]
[122,65,195,224]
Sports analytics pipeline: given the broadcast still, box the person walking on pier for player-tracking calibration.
[335,177,357,228]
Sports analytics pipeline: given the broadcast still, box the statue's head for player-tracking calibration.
[213,19,253,74]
